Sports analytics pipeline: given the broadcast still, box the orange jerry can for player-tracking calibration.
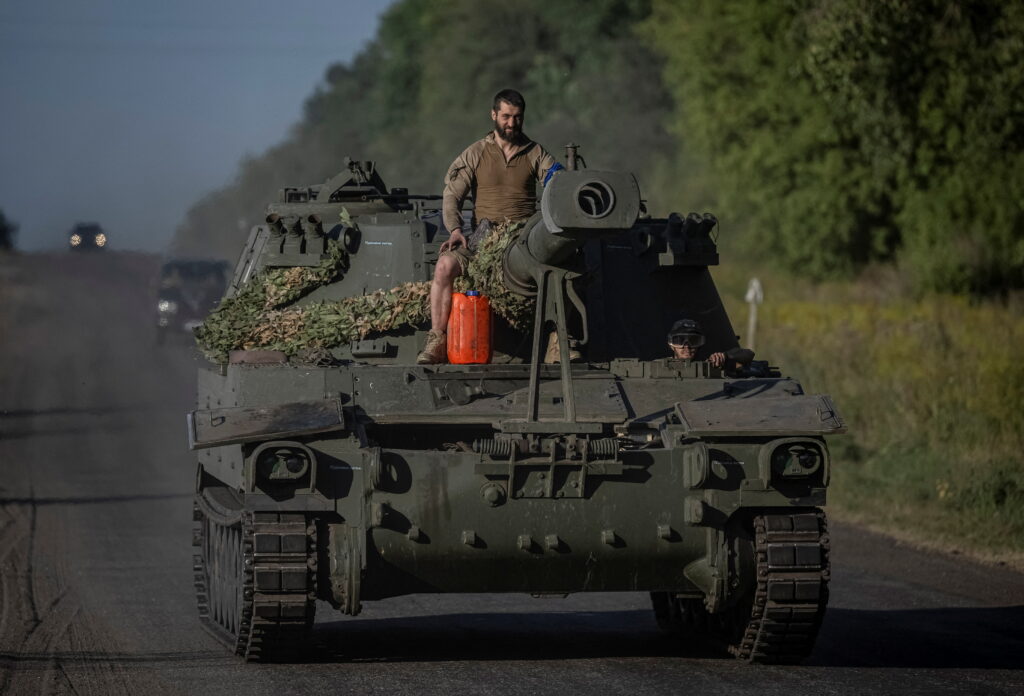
[447,291,492,364]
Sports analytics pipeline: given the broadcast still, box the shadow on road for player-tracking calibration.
[305,605,1024,669]
[0,405,151,419]
[0,404,172,441]
[0,492,192,506]
[0,650,225,667]
[311,609,723,663]
[810,605,1024,669]
[3,606,1021,671]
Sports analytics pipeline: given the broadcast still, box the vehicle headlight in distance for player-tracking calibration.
[94,233,107,247]
[157,299,178,313]
[69,234,82,247]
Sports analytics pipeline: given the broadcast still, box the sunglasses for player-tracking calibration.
[668,333,705,348]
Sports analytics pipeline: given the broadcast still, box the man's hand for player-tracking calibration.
[440,228,467,253]
[708,352,726,368]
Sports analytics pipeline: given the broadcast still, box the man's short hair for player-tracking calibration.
[493,89,526,112]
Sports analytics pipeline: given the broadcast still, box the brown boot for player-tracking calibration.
[416,330,448,365]
[544,331,582,364]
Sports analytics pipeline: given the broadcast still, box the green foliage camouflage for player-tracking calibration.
[452,221,533,327]
[194,221,532,362]
[193,239,350,361]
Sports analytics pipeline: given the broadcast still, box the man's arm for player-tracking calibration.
[442,144,481,234]
[533,145,558,185]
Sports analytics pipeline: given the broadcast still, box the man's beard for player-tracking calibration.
[493,119,522,143]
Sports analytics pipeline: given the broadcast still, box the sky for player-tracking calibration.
[0,0,393,252]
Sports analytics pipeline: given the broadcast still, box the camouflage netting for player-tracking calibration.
[195,220,533,362]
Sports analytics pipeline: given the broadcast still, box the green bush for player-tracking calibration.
[647,0,1024,293]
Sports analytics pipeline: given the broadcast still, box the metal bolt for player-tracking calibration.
[517,534,532,551]
[481,483,505,507]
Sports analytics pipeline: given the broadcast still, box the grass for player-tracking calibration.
[711,253,1024,567]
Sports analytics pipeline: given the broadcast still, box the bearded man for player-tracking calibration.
[417,88,561,365]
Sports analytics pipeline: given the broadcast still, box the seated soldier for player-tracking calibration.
[417,88,559,365]
[667,318,754,372]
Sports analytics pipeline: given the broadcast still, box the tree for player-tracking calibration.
[647,0,1024,292]
[0,209,17,251]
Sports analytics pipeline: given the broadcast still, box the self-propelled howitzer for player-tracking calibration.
[188,155,845,663]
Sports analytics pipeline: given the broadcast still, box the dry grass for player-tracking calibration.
[712,254,1024,564]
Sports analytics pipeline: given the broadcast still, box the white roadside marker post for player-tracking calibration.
[745,277,763,352]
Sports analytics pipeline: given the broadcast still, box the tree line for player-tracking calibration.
[172,0,1023,295]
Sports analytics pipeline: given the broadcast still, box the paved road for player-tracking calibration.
[0,252,1021,695]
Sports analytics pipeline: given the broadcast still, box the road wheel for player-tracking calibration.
[193,488,246,654]
[652,510,830,664]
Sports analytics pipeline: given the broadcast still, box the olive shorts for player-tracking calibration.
[439,244,473,274]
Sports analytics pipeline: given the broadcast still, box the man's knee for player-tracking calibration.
[434,255,463,283]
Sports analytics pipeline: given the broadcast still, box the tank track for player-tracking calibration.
[193,493,317,662]
[654,510,830,664]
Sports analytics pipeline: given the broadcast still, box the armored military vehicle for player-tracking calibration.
[156,259,229,343]
[68,222,107,251]
[188,153,845,663]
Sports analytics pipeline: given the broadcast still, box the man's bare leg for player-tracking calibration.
[417,254,463,364]
[430,254,462,330]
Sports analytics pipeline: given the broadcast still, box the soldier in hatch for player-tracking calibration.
[416,89,563,365]
[667,318,754,372]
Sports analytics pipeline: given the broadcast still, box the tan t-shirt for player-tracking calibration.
[442,132,556,233]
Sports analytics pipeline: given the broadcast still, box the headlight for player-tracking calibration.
[69,234,82,247]
[248,441,317,494]
[94,233,107,247]
[258,448,310,480]
[157,299,178,313]
[771,443,823,478]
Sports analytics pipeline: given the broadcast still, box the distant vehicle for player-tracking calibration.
[68,222,107,251]
[156,259,229,343]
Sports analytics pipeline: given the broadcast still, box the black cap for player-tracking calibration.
[667,319,706,347]
[669,319,702,335]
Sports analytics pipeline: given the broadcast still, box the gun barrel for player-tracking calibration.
[503,170,641,294]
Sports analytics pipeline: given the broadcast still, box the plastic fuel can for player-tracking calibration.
[447,291,492,364]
